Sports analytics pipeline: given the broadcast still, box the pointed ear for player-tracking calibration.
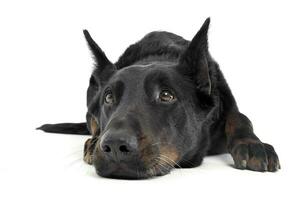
[177,18,211,95]
[83,30,116,84]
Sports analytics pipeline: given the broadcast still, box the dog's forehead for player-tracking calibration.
[111,62,177,83]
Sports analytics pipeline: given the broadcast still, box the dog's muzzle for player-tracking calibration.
[94,127,146,179]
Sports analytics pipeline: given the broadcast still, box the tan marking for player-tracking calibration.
[159,145,180,166]
[90,117,99,136]
[225,112,254,137]
[247,157,266,171]
[234,138,260,146]
[84,152,93,165]
[138,135,155,167]
[83,138,96,165]
[225,113,240,136]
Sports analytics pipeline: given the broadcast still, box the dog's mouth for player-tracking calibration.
[95,156,176,179]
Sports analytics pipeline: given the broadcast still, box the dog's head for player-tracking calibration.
[84,18,214,179]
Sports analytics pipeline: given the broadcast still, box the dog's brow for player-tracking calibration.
[131,63,154,68]
[145,71,167,83]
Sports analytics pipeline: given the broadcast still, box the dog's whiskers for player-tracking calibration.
[155,158,170,175]
[154,157,169,170]
[160,154,181,169]
[157,156,175,171]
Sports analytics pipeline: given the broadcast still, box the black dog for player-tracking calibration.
[38,18,280,179]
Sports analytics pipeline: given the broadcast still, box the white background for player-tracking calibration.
[0,0,300,199]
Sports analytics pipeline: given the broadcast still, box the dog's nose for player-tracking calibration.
[100,130,138,160]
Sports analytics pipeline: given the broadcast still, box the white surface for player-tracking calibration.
[0,0,300,199]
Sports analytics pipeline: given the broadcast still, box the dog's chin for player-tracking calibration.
[95,162,171,180]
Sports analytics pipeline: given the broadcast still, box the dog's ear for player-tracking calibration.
[177,18,211,95]
[83,30,116,84]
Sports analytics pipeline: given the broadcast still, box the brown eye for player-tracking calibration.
[159,90,175,102]
[104,92,114,104]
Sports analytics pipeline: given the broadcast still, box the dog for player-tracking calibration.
[38,18,280,179]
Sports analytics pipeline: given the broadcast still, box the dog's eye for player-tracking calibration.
[159,90,175,102]
[104,92,114,104]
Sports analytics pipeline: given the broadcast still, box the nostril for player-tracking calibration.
[119,145,130,153]
[102,145,111,153]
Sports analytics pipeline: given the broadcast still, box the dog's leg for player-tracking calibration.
[83,115,100,165]
[225,111,280,172]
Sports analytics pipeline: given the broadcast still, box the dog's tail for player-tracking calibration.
[36,122,90,135]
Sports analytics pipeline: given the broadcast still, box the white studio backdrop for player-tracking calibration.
[0,0,300,200]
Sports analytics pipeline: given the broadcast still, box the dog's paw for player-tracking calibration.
[83,138,97,165]
[230,140,280,172]
[84,152,93,165]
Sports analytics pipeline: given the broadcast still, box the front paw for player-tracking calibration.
[84,138,98,165]
[230,140,280,172]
